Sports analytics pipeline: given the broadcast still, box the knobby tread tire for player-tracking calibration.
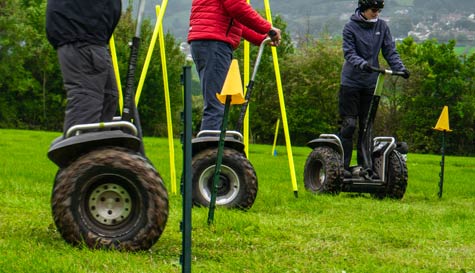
[373,150,408,199]
[304,146,343,194]
[191,148,257,210]
[51,147,168,251]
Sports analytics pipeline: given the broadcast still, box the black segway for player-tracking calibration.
[303,66,408,199]
[47,0,168,251]
[190,37,273,210]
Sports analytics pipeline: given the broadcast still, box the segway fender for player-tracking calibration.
[48,130,141,168]
[306,134,343,155]
[191,136,245,156]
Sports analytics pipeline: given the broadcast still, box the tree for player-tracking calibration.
[396,37,475,155]
[0,0,62,130]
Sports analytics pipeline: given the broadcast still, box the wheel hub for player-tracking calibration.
[199,165,240,205]
[88,183,132,226]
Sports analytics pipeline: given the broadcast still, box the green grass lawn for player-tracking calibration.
[1,129,474,272]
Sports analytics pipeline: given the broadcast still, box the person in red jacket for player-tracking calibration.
[188,0,281,131]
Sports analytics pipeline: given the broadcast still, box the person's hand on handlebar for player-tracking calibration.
[359,62,373,73]
[268,26,281,46]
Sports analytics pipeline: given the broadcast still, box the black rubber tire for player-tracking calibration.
[303,146,343,194]
[191,148,257,210]
[373,150,408,199]
[51,147,168,251]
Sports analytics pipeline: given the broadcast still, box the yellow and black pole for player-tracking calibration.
[208,60,246,224]
[433,106,452,198]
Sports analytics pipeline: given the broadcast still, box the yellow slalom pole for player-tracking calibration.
[109,35,123,113]
[263,0,299,196]
[243,41,250,156]
[243,0,251,156]
[157,3,177,195]
[135,3,163,105]
[134,3,176,194]
[271,119,280,156]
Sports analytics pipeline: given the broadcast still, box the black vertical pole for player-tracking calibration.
[181,66,192,273]
[438,131,446,198]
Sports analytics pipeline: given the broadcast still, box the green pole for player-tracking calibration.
[208,95,231,225]
[438,131,446,198]
[181,66,192,273]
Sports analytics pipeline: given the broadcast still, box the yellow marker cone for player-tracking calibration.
[433,106,452,132]
[216,59,246,105]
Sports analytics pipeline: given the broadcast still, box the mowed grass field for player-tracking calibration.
[0,129,474,272]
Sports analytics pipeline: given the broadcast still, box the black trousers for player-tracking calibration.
[57,42,118,134]
[338,85,374,169]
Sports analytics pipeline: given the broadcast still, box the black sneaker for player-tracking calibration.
[343,169,352,178]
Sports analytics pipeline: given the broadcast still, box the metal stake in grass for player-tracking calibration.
[433,106,452,198]
[208,60,246,225]
[208,95,231,225]
[181,66,192,273]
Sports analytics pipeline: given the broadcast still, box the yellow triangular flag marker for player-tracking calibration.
[216,59,246,105]
[433,106,452,132]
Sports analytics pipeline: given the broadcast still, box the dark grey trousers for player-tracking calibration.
[57,42,118,134]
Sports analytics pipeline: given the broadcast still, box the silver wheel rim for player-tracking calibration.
[198,165,240,205]
[88,183,132,226]
[318,164,326,184]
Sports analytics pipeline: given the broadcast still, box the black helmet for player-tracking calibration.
[358,0,384,10]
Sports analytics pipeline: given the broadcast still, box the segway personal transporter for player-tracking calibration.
[47,0,168,251]
[190,37,274,210]
[303,66,408,199]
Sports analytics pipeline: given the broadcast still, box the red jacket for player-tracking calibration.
[187,0,272,49]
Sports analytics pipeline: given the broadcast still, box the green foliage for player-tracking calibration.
[0,0,62,130]
[277,35,342,145]
[397,37,475,155]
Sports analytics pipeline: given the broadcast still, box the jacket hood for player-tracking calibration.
[351,9,377,29]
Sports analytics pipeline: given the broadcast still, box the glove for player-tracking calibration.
[402,69,410,79]
[359,62,372,73]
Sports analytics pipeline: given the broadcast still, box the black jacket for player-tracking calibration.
[46,0,121,49]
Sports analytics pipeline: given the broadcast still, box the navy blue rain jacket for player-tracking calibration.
[340,11,405,88]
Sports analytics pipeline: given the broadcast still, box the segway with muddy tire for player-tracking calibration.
[47,0,168,251]
[190,37,274,210]
[303,67,408,199]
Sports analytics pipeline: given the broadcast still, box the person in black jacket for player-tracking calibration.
[45,0,122,134]
[338,0,409,176]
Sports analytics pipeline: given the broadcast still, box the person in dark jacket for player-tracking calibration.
[338,0,409,175]
[187,0,281,131]
[46,0,121,134]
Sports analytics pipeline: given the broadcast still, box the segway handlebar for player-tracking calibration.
[235,36,274,132]
[250,37,273,81]
[369,66,406,77]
